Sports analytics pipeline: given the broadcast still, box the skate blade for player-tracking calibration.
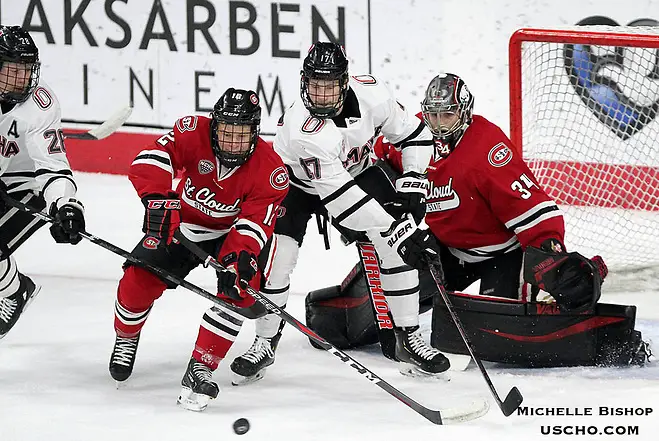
[398,364,451,380]
[177,387,216,412]
[231,369,266,386]
[22,284,42,313]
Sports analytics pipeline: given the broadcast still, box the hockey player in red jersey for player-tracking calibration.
[108,88,289,412]
[305,73,651,368]
[379,72,607,306]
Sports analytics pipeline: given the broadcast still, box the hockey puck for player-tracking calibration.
[233,418,250,435]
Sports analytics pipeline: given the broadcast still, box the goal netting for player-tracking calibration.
[510,26,659,271]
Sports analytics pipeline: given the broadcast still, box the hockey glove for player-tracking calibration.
[381,213,440,270]
[217,250,259,302]
[384,171,428,224]
[49,197,85,245]
[524,239,607,312]
[141,192,181,244]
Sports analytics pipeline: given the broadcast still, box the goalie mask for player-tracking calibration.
[0,25,40,105]
[421,73,474,155]
[300,42,349,118]
[210,88,261,168]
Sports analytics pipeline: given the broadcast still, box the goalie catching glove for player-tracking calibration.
[217,250,259,305]
[384,171,428,224]
[524,238,608,312]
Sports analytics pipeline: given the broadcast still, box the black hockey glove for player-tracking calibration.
[381,213,440,270]
[524,238,608,312]
[141,192,181,244]
[217,250,259,301]
[49,197,85,245]
[384,171,428,224]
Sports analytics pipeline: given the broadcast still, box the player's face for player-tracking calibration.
[308,78,341,107]
[0,61,34,93]
[425,110,461,135]
[216,122,252,154]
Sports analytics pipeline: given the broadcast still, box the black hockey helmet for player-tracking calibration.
[421,73,474,151]
[210,88,261,168]
[300,42,349,118]
[0,25,40,104]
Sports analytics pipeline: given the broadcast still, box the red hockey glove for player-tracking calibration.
[217,250,259,305]
[141,192,180,244]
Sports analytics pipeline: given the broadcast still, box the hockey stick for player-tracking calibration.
[355,241,397,360]
[63,105,133,140]
[0,193,266,320]
[427,261,523,416]
[175,230,489,425]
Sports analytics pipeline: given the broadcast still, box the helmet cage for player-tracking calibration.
[210,89,261,168]
[421,74,474,145]
[300,42,349,118]
[0,26,40,104]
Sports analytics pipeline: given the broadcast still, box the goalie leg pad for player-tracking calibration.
[431,292,648,367]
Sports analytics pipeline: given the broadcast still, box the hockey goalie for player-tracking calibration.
[304,73,652,368]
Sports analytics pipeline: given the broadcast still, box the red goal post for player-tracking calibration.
[508,27,659,270]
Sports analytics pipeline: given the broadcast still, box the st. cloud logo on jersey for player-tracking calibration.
[487,143,513,167]
[270,166,289,191]
[426,177,461,212]
[564,16,659,140]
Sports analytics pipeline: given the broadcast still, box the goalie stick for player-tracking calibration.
[427,261,524,416]
[63,105,133,140]
[175,230,489,425]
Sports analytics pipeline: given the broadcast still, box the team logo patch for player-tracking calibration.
[487,143,513,167]
[301,116,325,134]
[198,159,215,174]
[250,93,259,105]
[142,236,160,250]
[270,166,289,190]
[176,116,198,132]
[32,87,53,110]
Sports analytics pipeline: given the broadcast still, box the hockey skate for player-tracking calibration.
[109,333,140,383]
[230,332,282,386]
[0,274,41,340]
[177,357,220,412]
[395,326,451,378]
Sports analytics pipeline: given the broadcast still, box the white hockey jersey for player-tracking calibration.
[0,81,76,208]
[274,74,432,234]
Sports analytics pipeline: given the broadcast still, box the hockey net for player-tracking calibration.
[510,26,659,273]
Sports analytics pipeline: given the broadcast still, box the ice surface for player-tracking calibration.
[1,173,658,441]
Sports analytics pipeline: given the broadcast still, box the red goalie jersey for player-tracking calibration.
[129,115,289,265]
[375,114,565,263]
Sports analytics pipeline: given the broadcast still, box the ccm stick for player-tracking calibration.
[0,193,488,424]
[175,231,490,425]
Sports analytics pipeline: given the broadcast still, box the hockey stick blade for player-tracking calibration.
[427,262,523,417]
[175,230,489,425]
[64,105,133,140]
[502,386,524,417]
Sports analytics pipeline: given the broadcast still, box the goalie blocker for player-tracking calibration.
[305,262,651,367]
